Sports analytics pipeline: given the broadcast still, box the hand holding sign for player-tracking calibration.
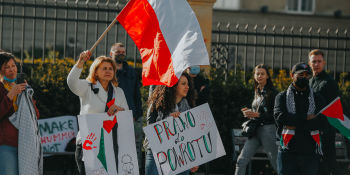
[143,103,226,175]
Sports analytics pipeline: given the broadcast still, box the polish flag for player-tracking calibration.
[319,97,350,140]
[117,0,210,87]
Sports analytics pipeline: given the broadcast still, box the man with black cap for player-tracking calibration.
[274,62,326,175]
[110,43,143,171]
[308,49,341,175]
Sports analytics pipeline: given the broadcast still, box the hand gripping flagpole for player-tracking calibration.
[89,17,118,53]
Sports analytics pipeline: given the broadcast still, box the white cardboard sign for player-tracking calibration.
[78,110,139,175]
[143,103,226,175]
[38,115,78,152]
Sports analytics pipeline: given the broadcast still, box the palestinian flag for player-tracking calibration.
[280,129,295,149]
[311,130,323,155]
[319,97,350,140]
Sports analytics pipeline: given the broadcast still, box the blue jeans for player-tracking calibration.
[145,150,190,175]
[0,145,19,175]
[235,124,278,175]
[277,151,319,175]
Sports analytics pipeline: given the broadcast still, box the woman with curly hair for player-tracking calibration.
[144,72,198,175]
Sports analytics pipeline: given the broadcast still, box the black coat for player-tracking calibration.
[274,87,327,155]
[116,61,142,120]
[251,86,279,125]
[310,70,340,133]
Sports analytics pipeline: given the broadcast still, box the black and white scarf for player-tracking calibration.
[9,86,43,175]
[283,84,323,155]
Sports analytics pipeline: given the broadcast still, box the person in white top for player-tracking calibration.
[67,50,129,175]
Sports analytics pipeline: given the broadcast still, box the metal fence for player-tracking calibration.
[1,0,350,79]
[211,22,350,79]
[0,0,143,66]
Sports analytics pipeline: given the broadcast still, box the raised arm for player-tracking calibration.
[67,51,91,97]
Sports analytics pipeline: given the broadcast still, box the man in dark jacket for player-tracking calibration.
[110,43,143,170]
[274,63,326,175]
[308,49,341,175]
[186,66,209,106]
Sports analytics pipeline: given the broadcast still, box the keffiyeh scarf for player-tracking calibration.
[281,85,323,155]
[9,86,43,175]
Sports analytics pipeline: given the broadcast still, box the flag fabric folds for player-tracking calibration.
[320,97,350,140]
[117,0,210,87]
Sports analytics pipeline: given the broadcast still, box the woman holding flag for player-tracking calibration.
[144,72,199,175]
[67,50,129,175]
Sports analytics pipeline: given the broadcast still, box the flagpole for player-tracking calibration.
[89,17,118,53]
[316,96,340,115]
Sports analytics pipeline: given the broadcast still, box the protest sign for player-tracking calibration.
[78,110,139,175]
[143,103,226,175]
[38,115,78,152]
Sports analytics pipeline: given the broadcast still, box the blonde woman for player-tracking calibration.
[67,50,129,175]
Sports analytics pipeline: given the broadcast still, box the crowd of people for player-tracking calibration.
[235,49,341,175]
[0,46,343,175]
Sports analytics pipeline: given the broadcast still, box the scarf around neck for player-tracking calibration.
[282,84,322,155]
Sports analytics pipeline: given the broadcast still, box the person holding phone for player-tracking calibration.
[235,64,278,175]
[0,51,40,175]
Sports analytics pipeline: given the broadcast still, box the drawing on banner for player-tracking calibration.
[79,110,139,175]
[122,154,134,175]
[83,133,97,150]
[143,103,226,175]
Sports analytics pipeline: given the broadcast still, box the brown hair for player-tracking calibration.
[148,72,195,115]
[0,52,16,80]
[253,64,276,103]
[86,56,118,87]
[309,49,324,58]
[253,64,273,91]
[110,43,125,51]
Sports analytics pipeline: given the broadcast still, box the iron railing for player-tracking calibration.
[211,22,350,79]
[0,0,142,66]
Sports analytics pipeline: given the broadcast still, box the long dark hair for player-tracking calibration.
[148,72,195,115]
[253,64,276,103]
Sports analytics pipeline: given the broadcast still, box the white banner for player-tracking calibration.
[143,103,226,175]
[38,115,78,152]
[78,110,139,175]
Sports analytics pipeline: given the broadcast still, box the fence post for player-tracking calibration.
[234,24,239,75]
[281,26,285,69]
[272,25,276,69]
[243,24,248,81]
[334,28,339,79]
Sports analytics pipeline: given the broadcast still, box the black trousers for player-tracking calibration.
[75,144,86,175]
[318,129,341,175]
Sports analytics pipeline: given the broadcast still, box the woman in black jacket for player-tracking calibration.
[235,64,278,175]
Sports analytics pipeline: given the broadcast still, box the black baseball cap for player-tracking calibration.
[291,62,312,75]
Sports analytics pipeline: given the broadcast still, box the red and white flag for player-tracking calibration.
[117,0,210,87]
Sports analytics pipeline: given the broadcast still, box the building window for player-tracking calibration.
[286,0,315,14]
[214,0,240,10]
